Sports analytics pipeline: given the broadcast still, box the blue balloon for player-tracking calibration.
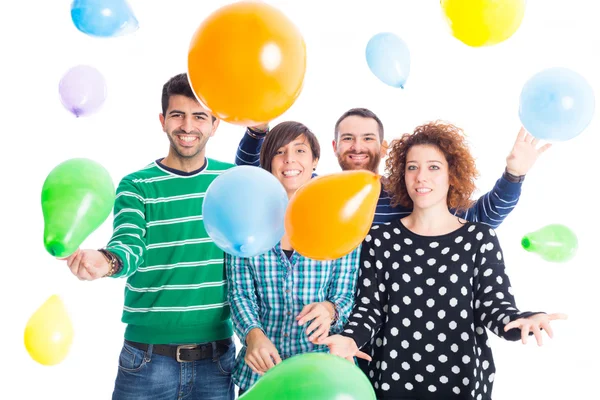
[71,0,139,38]
[203,166,288,258]
[519,67,595,141]
[365,32,411,89]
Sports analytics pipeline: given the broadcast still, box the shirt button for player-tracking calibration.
[284,333,289,338]
[285,289,290,293]
[287,311,291,316]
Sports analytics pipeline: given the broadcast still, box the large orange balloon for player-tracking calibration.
[286,171,381,260]
[188,1,306,126]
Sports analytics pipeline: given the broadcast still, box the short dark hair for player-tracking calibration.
[161,73,216,121]
[260,121,320,173]
[334,108,384,141]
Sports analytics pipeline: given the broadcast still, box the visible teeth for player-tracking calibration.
[180,136,197,142]
[416,188,431,193]
[282,170,301,176]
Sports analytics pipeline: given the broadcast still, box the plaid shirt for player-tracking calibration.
[226,243,361,390]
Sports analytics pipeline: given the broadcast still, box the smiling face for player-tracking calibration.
[333,115,385,173]
[404,144,450,211]
[159,94,218,161]
[270,134,318,197]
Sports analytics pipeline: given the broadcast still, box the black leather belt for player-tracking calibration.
[125,338,232,362]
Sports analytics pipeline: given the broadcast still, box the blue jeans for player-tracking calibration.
[112,339,235,400]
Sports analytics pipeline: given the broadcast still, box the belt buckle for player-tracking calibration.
[176,344,197,362]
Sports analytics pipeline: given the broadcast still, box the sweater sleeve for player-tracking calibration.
[105,178,147,278]
[473,227,544,341]
[235,128,266,166]
[341,236,386,348]
[454,174,522,229]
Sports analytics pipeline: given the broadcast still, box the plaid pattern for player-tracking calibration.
[226,243,361,390]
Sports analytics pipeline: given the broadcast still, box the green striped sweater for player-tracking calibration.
[106,158,234,344]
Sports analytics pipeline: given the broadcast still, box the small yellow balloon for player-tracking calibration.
[24,295,74,366]
[441,0,526,47]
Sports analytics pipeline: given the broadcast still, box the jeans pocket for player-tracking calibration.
[118,342,148,373]
[216,342,235,376]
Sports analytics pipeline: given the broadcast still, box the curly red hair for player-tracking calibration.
[384,121,479,212]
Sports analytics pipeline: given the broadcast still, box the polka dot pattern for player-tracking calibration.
[343,220,534,399]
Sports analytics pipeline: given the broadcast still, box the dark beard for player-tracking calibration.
[337,151,380,173]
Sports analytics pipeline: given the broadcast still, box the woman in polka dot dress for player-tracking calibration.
[320,121,567,400]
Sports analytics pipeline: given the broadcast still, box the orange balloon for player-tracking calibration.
[285,171,381,261]
[187,1,306,126]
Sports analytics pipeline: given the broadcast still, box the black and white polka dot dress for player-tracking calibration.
[342,220,541,400]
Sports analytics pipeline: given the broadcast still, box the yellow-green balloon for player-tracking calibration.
[239,353,376,400]
[42,158,115,258]
[521,224,578,263]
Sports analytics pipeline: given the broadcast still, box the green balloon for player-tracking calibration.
[521,223,578,262]
[42,158,115,258]
[239,353,376,400]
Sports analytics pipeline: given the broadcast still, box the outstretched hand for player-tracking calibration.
[504,312,568,346]
[505,126,552,176]
[318,334,371,362]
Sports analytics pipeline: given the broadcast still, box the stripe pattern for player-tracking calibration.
[106,158,235,344]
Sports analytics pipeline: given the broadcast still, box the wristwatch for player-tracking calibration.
[99,249,123,277]
[331,304,340,325]
[503,167,525,183]
[247,126,269,139]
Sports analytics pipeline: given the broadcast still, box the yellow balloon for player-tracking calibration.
[24,295,74,366]
[441,0,526,47]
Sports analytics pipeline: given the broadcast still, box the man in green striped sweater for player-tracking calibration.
[62,73,236,399]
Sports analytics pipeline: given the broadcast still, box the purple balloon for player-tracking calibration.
[59,65,107,117]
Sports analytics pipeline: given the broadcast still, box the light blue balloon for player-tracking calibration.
[519,67,595,141]
[365,32,411,89]
[203,166,288,258]
[71,0,139,38]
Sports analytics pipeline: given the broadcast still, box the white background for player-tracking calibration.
[0,0,598,398]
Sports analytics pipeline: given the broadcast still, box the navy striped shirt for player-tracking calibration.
[235,129,522,228]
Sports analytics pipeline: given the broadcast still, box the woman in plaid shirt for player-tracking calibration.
[225,121,361,395]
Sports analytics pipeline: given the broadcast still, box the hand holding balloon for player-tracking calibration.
[60,249,111,280]
[42,158,115,258]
